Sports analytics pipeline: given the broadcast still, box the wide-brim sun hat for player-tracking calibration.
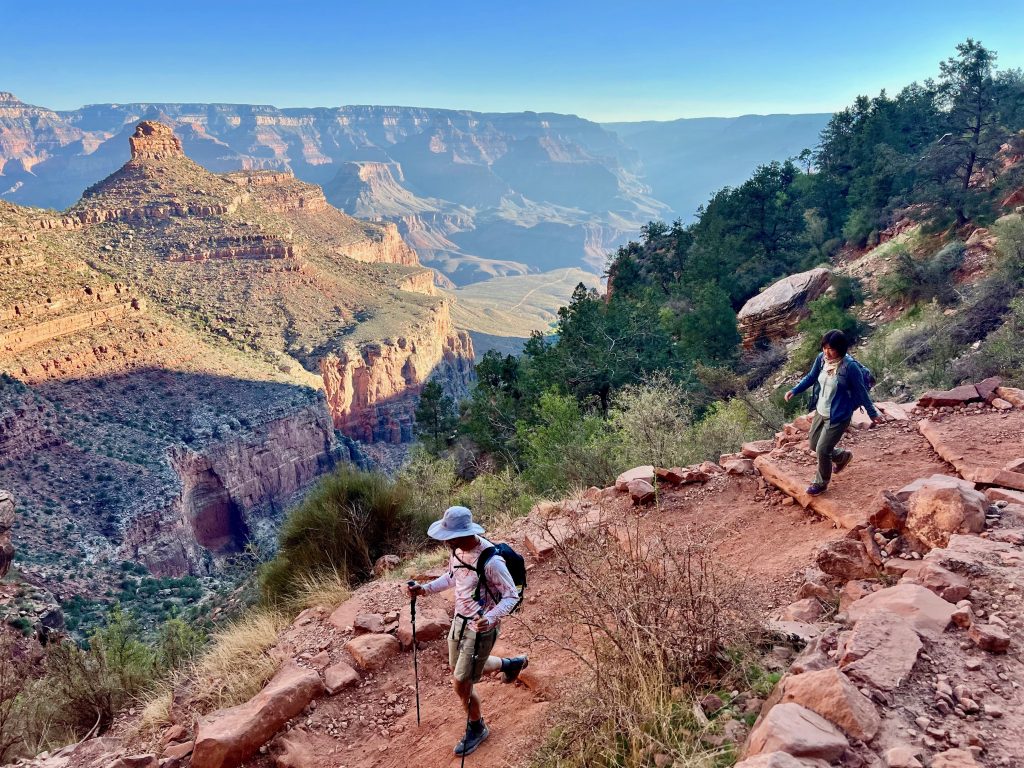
[428,505,484,540]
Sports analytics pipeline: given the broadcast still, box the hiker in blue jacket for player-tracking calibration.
[785,329,882,496]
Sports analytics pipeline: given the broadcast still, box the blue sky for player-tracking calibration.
[3,0,1023,121]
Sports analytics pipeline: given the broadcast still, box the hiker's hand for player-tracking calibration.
[784,390,794,402]
[405,582,425,598]
[871,415,884,426]
[472,615,493,633]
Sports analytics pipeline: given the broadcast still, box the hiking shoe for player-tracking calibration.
[834,451,854,474]
[454,721,490,756]
[501,655,529,684]
[806,483,827,496]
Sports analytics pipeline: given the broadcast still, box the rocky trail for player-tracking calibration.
[16,379,1024,768]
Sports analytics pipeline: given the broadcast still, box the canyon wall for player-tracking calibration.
[320,300,474,443]
[124,398,348,576]
[342,222,420,266]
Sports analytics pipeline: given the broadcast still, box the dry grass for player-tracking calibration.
[138,608,288,735]
[527,513,761,768]
[289,567,351,612]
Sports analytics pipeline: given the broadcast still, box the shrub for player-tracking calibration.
[455,467,534,533]
[530,518,758,767]
[259,466,425,603]
[607,373,694,468]
[878,241,964,306]
[518,392,614,494]
[687,399,770,463]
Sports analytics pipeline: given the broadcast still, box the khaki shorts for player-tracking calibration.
[448,616,499,683]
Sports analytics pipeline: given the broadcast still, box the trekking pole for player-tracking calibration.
[407,581,421,726]
[462,606,485,768]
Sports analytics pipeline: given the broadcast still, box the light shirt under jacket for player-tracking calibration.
[816,364,840,418]
[422,536,519,625]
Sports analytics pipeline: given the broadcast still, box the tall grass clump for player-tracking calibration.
[259,466,429,604]
[529,517,759,768]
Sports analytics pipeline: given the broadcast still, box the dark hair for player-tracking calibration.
[820,329,849,356]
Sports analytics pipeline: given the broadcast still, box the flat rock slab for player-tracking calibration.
[745,702,848,762]
[192,662,325,768]
[778,667,880,741]
[839,609,922,690]
[754,422,950,529]
[844,583,955,640]
[918,411,1024,492]
[397,604,450,648]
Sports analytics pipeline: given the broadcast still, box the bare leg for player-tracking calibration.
[454,678,482,720]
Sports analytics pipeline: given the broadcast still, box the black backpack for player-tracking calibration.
[472,543,527,614]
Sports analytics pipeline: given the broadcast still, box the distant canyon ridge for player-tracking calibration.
[0,92,829,287]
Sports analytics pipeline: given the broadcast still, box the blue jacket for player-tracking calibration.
[789,353,879,423]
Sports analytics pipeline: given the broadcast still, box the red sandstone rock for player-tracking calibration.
[894,474,977,503]
[839,580,879,612]
[397,604,450,648]
[742,440,775,458]
[323,661,360,694]
[344,634,400,671]
[616,465,655,491]
[191,662,325,768]
[845,583,955,640]
[162,741,194,760]
[839,609,922,690]
[272,728,317,768]
[129,121,184,161]
[974,376,1002,403]
[723,458,756,475]
[745,702,848,761]
[779,667,881,741]
[902,561,971,603]
[373,554,401,576]
[968,623,1011,653]
[734,752,826,768]
[885,746,924,767]
[869,490,907,530]
[353,613,386,634]
[737,267,831,349]
[0,490,14,578]
[778,598,823,623]
[628,479,657,504]
[815,539,878,580]
[931,748,981,767]
[875,401,910,421]
[917,384,981,408]
[906,483,987,550]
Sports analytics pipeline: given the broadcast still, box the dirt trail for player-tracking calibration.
[238,472,842,768]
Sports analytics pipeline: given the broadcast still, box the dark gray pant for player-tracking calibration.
[808,413,851,487]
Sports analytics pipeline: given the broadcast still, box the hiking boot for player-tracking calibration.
[806,483,827,496]
[833,451,854,474]
[454,720,490,756]
[501,655,529,684]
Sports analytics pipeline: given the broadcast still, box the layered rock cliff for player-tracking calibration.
[321,300,474,443]
[125,398,348,576]
[0,490,14,578]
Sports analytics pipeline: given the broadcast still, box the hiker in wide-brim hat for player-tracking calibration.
[405,505,528,757]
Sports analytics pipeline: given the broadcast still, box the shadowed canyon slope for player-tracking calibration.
[0,122,474,600]
[0,93,828,285]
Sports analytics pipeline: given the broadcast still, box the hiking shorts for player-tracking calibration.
[448,615,499,683]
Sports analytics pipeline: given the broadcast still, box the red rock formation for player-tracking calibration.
[129,121,185,161]
[320,301,474,443]
[341,222,420,266]
[0,490,14,578]
[738,268,831,349]
[124,400,345,576]
[0,298,144,355]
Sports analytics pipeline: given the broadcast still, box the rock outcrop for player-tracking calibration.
[320,300,474,443]
[737,267,830,349]
[0,490,14,577]
[129,121,185,161]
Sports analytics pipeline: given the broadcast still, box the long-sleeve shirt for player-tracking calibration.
[421,536,520,625]
[790,353,879,422]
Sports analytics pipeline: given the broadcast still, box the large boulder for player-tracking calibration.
[778,668,880,741]
[905,483,987,551]
[815,539,878,580]
[735,753,830,768]
[902,561,971,603]
[737,268,831,349]
[917,384,981,408]
[191,662,325,768]
[745,702,848,762]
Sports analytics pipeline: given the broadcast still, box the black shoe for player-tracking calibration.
[834,451,853,474]
[501,655,529,683]
[454,721,490,756]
